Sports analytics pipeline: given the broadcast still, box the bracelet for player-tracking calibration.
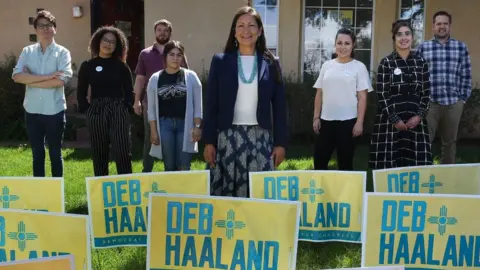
[313,117,320,121]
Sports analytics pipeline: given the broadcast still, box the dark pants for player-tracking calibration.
[25,110,65,177]
[86,98,132,176]
[314,118,357,171]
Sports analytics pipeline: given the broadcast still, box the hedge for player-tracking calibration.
[0,54,478,142]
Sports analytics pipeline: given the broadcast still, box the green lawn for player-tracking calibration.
[1,141,480,269]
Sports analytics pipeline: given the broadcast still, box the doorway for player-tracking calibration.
[91,0,145,71]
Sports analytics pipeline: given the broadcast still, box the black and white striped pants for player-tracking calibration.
[86,97,132,176]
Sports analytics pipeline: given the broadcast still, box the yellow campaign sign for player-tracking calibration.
[249,170,366,243]
[373,164,480,194]
[362,193,480,269]
[86,171,210,248]
[0,177,64,213]
[0,255,74,269]
[147,194,301,270]
[0,209,90,270]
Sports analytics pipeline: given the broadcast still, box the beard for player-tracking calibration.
[156,37,170,45]
[435,29,449,38]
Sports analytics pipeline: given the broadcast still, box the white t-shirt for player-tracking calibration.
[313,59,373,121]
[233,55,259,125]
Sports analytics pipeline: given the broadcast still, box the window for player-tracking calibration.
[253,0,279,55]
[303,0,374,81]
[29,34,37,42]
[399,0,425,49]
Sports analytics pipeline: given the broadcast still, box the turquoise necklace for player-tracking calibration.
[237,50,257,84]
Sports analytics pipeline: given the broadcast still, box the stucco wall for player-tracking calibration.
[0,0,91,71]
[372,0,398,71]
[144,0,250,77]
[366,0,480,87]
[278,0,302,80]
[0,0,91,111]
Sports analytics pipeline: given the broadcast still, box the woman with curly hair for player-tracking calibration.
[77,26,134,176]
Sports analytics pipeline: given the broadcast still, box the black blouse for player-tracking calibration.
[376,51,430,123]
[77,57,134,113]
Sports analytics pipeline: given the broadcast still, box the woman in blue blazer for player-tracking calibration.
[203,6,288,198]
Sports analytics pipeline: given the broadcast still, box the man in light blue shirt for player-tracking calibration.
[12,10,72,177]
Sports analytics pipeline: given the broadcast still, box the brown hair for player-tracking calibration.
[163,40,189,69]
[33,10,56,29]
[88,26,128,63]
[433,11,452,24]
[391,19,413,40]
[154,19,172,32]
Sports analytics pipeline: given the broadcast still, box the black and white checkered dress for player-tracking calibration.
[369,51,433,169]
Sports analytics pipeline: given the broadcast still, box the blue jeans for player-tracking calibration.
[25,110,66,177]
[159,118,192,171]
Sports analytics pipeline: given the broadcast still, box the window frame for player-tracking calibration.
[300,0,376,80]
[252,0,281,55]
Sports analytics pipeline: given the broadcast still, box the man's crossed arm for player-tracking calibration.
[12,49,73,89]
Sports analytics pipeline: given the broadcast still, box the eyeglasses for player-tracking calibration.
[37,23,54,30]
[395,31,412,37]
[101,37,116,46]
[168,52,184,58]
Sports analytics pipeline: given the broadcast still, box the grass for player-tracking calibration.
[1,140,480,269]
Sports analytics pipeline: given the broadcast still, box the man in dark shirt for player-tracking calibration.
[133,19,188,173]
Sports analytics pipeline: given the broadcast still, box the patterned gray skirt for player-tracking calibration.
[210,125,273,197]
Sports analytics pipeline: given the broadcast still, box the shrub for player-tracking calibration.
[284,75,378,142]
[0,54,27,140]
[284,77,315,142]
[2,53,478,144]
[459,88,480,138]
[0,54,79,141]
[282,72,480,142]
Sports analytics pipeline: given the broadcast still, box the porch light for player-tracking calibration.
[73,6,83,18]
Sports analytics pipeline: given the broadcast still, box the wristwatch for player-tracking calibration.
[195,124,201,129]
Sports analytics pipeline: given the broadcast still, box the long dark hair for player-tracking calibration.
[331,27,356,59]
[224,6,281,82]
[224,6,276,62]
[88,26,128,62]
[163,40,189,69]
